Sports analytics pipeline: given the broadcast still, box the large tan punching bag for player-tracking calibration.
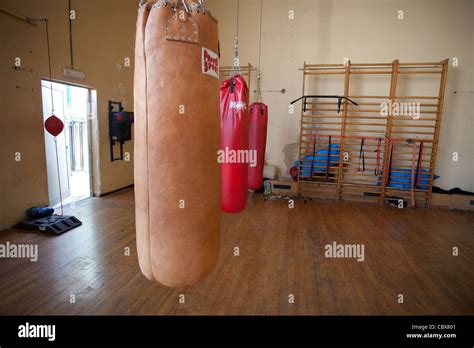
[134,0,221,287]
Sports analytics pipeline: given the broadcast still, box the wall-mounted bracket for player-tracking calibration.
[109,100,134,162]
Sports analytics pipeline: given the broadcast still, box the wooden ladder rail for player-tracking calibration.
[296,62,307,197]
[336,61,351,201]
[427,59,449,207]
[379,60,399,205]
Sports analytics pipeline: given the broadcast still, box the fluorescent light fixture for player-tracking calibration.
[62,67,85,80]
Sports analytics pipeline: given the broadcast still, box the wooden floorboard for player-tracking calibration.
[0,188,472,315]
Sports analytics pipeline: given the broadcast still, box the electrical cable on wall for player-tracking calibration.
[45,19,55,114]
[68,0,74,68]
[8,14,84,233]
[63,0,86,80]
[252,1,285,97]
[6,12,66,215]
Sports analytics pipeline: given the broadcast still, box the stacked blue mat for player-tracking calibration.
[295,143,340,177]
[378,168,439,190]
[294,143,439,189]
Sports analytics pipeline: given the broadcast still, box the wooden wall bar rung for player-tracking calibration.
[348,95,389,99]
[398,62,444,66]
[305,72,347,75]
[395,96,440,99]
[303,62,443,68]
[299,134,435,143]
[305,102,438,107]
[398,70,442,74]
[296,59,448,208]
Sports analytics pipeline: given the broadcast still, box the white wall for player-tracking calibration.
[207,0,474,191]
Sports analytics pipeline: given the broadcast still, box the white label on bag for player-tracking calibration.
[202,47,219,78]
[229,101,247,111]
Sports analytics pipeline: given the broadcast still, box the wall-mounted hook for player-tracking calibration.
[253,88,286,94]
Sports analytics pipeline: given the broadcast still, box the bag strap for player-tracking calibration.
[357,137,365,172]
[385,141,394,186]
[414,141,424,189]
[310,136,316,179]
[374,137,381,175]
[326,136,332,179]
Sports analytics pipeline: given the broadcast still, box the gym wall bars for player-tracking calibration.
[293,59,449,208]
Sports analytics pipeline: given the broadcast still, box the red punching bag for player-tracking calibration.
[248,102,268,190]
[220,75,249,213]
[44,115,64,137]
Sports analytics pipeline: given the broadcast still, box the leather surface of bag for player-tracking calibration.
[220,75,249,213]
[248,102,268,190]
[134,1,221,287]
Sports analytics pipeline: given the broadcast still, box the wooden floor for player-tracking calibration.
[0,188,473,315]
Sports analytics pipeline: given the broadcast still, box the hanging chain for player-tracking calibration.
[231,0,240,77]
[170,0,194,12]
[231,36,239,76]
[197,0,206,13]
[255,0,263,102]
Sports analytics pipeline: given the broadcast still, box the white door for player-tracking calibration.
[41,81,71,207]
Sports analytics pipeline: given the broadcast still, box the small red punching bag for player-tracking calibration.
[220,75,249,213]
[44,115,64,137]
[248,102,268,190]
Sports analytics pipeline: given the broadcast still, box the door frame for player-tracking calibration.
[40,78,99,201]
